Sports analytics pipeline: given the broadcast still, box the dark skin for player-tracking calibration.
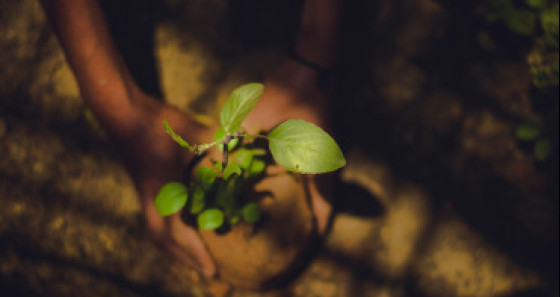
[41,0,340,279]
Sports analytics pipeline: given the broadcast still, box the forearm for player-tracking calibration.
[41,0,141,133]
[296,0,341,67]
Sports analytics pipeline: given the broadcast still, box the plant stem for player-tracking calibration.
[222,143,228,171]
[240,134,269,141]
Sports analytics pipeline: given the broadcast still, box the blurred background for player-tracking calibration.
[0,0,558,296]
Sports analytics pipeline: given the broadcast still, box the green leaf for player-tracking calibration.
[268,119,346,174]
[235,148,267,170]
[189,186,206,214]
[489,0,514,12]
[235,148,255,170]
[249,148,267,156]
[229,214,241,225]
[505,9,536,35]
[223,163,242,180]
[516,122,541,140]
[478,31,496,52]
[198,209,224,230]
[249,159,266,176]
[220,83,264,133]
[163,120,194,151]
[541,7,559,36]
[534,139,551,161]
[213,161,223,172]
[526,0,546,9]
[195,166,218,191]
[215,176,242,210]
[154,182,188,216]
[241,202,261,224]
[215,127,240,152]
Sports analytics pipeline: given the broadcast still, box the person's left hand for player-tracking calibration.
[113,90,218,278]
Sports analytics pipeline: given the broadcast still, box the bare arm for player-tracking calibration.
[41,0,217,278]
[41,0,143,136]
[41,0,343,284]
[296,0,341,67]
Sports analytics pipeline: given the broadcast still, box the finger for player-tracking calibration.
[159,236,203,272]
[143,196,209,271]
[167,214,217,278]
[306,175,333,235]
[143,205,202,269]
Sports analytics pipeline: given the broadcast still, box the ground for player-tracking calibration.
[0,0,558,297]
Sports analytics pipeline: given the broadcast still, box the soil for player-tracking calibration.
[1,0,558,297]
[199,172,315,289]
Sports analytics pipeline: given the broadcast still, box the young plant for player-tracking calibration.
[154,83,346,230]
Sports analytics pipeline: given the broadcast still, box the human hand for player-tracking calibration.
[119,59,335,284]
[114,91,218,278]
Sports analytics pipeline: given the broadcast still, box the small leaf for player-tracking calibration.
[541,7,559,36]
[241,202,261,224]
[526,0,546,9]
[235,148,267,171]
[489,0,514,12]
[213,161,223,172]
[505,9,536,35]
[223,163,242,180]
[249,159,266,176]
[198,209,224,230]
[154,182,188,216]
[229,214,241,225]
[195,167,218,191]
[215,180,229,208]
[268,119,346,174]
[163,120,194,151]
[189,186,206,214]
[478,31,496,52]
[215,176,242,210]
[249,148,267,156]
[220,83,264,133]
[235,148,255,170]
[516,122,540,141]
[215,127,240,152]
[534,139,551,161]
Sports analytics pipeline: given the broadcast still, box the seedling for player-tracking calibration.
[154,83,346,230]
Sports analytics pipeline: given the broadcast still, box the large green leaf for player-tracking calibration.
[198,209,224,230]
[219,83,264,133]
[268,119,346,174]
[154,182,188,216]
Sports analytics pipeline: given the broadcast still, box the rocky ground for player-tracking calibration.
[1,0,558,297]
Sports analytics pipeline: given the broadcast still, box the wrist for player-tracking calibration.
[295,0,341,68]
